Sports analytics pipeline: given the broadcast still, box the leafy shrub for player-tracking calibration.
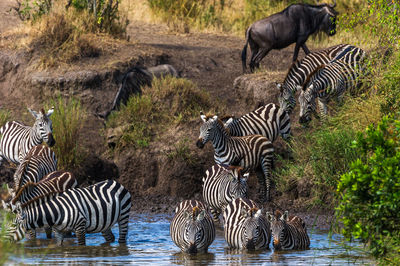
[13,0,52,21]
[0,109,11,128]
[47,96,86,169]
[106,76,211,149]
[336,116,400,258]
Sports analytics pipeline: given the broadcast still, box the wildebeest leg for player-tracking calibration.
[301,44,310,55]
[292,43,302,62]
[249,41,259,72]
[252,48,271,72]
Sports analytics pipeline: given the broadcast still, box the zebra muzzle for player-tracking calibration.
[47,133,56,147]
[186,242,198,254]
[273,237,281,250]
[196,139,205,149]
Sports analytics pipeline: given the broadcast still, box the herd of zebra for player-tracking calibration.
[0,108,131,245]
[170,43,366,253]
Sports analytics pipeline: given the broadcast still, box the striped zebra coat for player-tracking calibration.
[13,145,58,191]
[6,180,131,245]
[222,103,291,142]
[170,200,215,254]
[196,113,274,201]
[223,198,270,250]
[202,164,248,223]
[277,44,362,114]
[298,46,366,124]
[0,108,55,166]
[267,210,310,250]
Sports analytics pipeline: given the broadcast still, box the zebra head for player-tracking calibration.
[196,112,219,149]
[277,83,295,115]
[29,107,55,147]
[298,85,316,125]
[227,166,248,200]
[4,203,26,242]
[267,210,289,250]
[240,207,264,250]
[182,207,207,254]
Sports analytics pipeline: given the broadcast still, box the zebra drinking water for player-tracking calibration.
[298,46,366,124]
[196,113,274,201]
[202,164,248,224]
[5,179,131,245]
[222,103,291,142]
[0,108,55,167]
[267,210,310,250]
[277,44,364,114]
[170,200,215,254]
[223,198,270,250]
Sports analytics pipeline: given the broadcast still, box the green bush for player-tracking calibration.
[106,76,211,149]
[47,96,86,169]
[336,116,400,258]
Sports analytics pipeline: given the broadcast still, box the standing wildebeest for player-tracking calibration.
[241,2,338,72]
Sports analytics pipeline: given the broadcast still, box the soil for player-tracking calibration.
[0,3,333,228]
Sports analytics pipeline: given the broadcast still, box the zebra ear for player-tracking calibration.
[242,173,249,181]
[266,211,274,222]
[183,210,191,220]
[296,85,303,91]
[282,210,289,221]
[254,209,262,218]
[276,83,283,93]
[46,107,54,117]
[196,210,206,221]
[212,115,218,121]
[200,112,207,122]
[225,117,233,125]
[28,108,39,119]
[240,209,248,218]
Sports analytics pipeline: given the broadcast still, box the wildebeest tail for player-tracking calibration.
[241,27,251,73]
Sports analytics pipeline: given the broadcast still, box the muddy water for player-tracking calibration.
[6,214,373,265]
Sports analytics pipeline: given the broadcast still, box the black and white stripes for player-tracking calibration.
[6,180,131,245]
[0,108,55,166]
[223,103,291,142]
[223,198,270,250]
[170,200,215,253]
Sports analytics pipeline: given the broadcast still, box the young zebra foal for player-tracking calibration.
[6,180,131,245]
[202,164,248,224]
[170,200,215,254]
[267,210,310,250]
[0,107,55,167]
[223,198,270,250]
[196,113,274,201]
[222,103,291,142]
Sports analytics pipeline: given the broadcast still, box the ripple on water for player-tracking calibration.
[6,214,373,265]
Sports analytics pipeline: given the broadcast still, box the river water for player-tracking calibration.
[6,214,373,265]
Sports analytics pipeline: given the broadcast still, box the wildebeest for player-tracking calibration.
[241,2,338,72]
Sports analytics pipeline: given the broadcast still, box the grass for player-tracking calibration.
[0,109,11,128]
[46,96,87,170]
[276,95,383,208]
[164,138,195,165]
[106,76,212,150]
[0,209,17,264]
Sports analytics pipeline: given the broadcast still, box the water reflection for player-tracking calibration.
[5,214,374,265]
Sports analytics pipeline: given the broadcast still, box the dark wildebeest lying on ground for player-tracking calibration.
[241,1,338,73]
[98,64,179,119]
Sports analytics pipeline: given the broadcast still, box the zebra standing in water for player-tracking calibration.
[267,210,310,250]
[222,103,291,142]
[170,200,215,254]
[202,164,248,224]
[0,107,55,166]
[196,113,274,201]
[298,46,366,124]
[223,198,270,250]
[5,180,131,245]
[277,44,363,114]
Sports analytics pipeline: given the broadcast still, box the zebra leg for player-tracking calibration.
[53,229,65,246]
[256,170,267,201]
[117,216,129,244]
[74,220,87,245]
[102,228,115,243]
[261,155,274,202]
[317,99,328,120]
[28,229,36,240]
[45,227,52,239]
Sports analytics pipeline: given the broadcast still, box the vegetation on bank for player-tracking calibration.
[106,76,213,149]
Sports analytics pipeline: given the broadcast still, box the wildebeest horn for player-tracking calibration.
[330,0,336,8]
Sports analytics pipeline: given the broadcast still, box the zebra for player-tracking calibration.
[221,103,291,142]
[298,46,366,124]
[277,44,363,114]
[0,107,55,167]
[202,164,249,224]
[223,197,270,250]
[13,144,58,191]
[267,210,310,250]
[196,113,274,201]
[5,179,131,245]
[170,200,215,254]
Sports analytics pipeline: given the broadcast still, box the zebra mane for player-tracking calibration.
[302,64,326,91]
[216,119,230,135]
[12,181,37,204]
[15,153,33,190]
[20,189,63,208]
